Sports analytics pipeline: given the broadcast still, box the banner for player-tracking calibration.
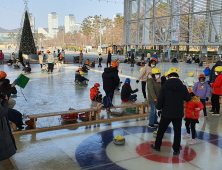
[171,0,180,44]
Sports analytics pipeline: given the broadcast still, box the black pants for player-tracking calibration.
[40,64,42,68]
[200,99,207,116]
[48,63,53,72]
[20,58,25,67]
[99,59,102,66]
[185,121,196,139]
[141,81,147,99]
[211,94,220,112]
[155,116,182,152]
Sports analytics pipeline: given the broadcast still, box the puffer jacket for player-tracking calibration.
[210,61,222,83]
[147,77,161,105]
[211,74,222,95]
[102,68,120,92]
[0,100,16,161]
[38,54,44,64]
[47,53,54,63]
[90,87,99,100]
[121,83,137,101]
[185,96,204,119]
[137,65,153,82]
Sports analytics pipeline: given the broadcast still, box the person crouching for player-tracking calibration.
[121,78,138,102]
[90,83,102,102]
[78,71,89,84]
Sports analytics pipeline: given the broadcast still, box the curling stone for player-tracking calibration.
[113,135,125,145]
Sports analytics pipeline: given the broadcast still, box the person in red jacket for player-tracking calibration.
[90,83,102,102]
[210,66,222,116]
[183,88,204,144]
[0,50,4,60]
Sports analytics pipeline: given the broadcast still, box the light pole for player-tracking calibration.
[99,15,102,53]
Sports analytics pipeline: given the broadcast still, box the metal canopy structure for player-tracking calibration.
[124,0,222,49]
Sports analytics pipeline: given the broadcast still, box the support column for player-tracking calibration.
[218,46,222,54]
[135,45,139,56]
[127,45,131,53]
[202,46,208,54]
[204,0,211,45]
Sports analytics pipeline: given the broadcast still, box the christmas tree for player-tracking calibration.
[19,11,37,55]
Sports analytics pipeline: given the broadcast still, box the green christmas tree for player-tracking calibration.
[19,11,37,55]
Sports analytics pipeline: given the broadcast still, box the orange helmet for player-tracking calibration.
[46,50,50,53]
[0,71,7,79]
[59,55,63,59]
[151,58,157,63]
[111,62,118,68]
[80,50,82,52]
[78,68,82,71]
[37,51,41,54]
[206,65,209,68]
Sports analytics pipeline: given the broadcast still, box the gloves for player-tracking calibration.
[195,108,200,111]
[206,97,209,101]
[156,109,162,117]
[13,78,20,85]
[136,80,139,83]
[136,88,139,92]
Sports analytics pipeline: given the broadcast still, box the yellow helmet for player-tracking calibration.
[215,66,222,72]
[152,68,161,74]
[80,72,84,75]
[165,71,168,77]
[189,72,194,77]
[168,68,179,75]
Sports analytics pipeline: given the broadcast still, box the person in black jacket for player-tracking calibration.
[121,78,138,102]
[107,51,112,67]
[210,61,222,83]
[18,50,25,67]
[102,62,120,103]
[130,52,135,67]
[151,68,191,156]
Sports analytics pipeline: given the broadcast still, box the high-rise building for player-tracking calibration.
[65,14,76,33]
[48,12,58,38]
[22,13,35,33]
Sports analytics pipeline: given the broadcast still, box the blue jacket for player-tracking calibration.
[204,68,210,76]
[152,54,158,63]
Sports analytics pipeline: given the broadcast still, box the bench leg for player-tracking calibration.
[140,105,144,114]
[89,112,92,122]
[31,118,37,129]
[136,106,139,114]
[97,110,101,120]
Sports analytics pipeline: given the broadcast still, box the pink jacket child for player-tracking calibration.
[0,50,4,60]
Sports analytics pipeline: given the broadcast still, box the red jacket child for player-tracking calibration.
[185,96,204,119]
[211,74,222,95]
[90,83,100,101]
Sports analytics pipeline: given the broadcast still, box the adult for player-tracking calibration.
[141,53,145,61]
[121,78,138,102]
[102,61,120,105]
[61,49,65,64]
[152,52,158,63]
[57,49,60,54]
[137,58,157,102]
[11,52,16,63]
[46,50,55,74]
[79,50,83,67]
[0,79,17,109]
[151,68,191,155]
[209,61,222,83]
[53,51,56,58]
[38,51,44,68]
[0,94,17,161]
[107,51,112,68]
[130,52,135,67]
[18,50,25,67]
[0,50,4,60]
[147,52,151,61]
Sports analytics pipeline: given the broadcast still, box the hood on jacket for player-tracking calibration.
[191,96,200,103]
[164,78,184,92]
[104,67,118,73]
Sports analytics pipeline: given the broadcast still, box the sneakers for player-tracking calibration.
[154,122,159,127]
[209,110,215,113]
[173,151,180,156]
[151,144,160,151]
[213,111,220,116]
[183,133,191,138]
[188,139,196,145]
[204,116,209,120]
[148,124,157,129]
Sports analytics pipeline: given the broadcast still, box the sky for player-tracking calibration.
[0,0,123,30]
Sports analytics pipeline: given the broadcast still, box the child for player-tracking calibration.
[25,60,30,67]
[147,68,161,128]
[193,74,210,119]
[141,60,146,66]
[7,59,13,66]
[82,64,90,73]
[183,88,203,144]
[186,55,191,64]
[183,72,197,88]
[78,71,89,84]
[90,83,102,102]
[85,59,90,66]
[14,59,21,69]
[172,57,178,63]
[90,61,95,68]
[57,55,63,71]
[41,63,48,73]
[24,64,31,73]
[121,78,138,102]
[204,65,210,76]
[210,66,222,116]
[98,53,103,67]
[161,71,168,86]
[75,68,81,84]
[199,60,203,67]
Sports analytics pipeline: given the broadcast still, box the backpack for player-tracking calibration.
[102,96,114,108]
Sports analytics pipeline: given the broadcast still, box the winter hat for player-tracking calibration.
[125,78,131,84]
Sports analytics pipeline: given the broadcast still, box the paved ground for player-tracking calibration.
[1,61,221,170]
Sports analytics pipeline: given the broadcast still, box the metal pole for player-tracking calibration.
[63,28,65,47]
[100,15,102,53]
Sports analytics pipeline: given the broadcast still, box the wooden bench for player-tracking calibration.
[9,121,17,131]
[27,108,97,129]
